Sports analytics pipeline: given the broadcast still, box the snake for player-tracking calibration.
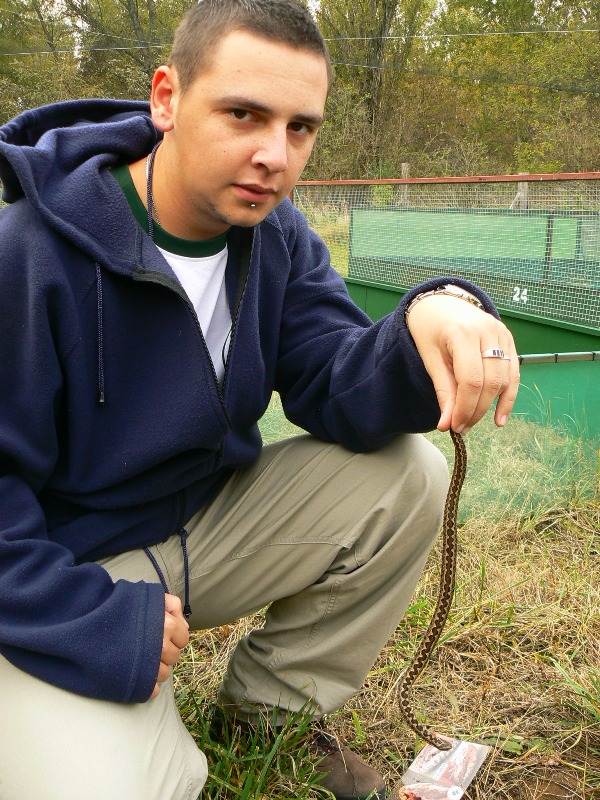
[397,428,467,751]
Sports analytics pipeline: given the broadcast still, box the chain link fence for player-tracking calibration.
[293,174,600,330]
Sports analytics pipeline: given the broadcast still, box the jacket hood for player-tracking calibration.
[0,99,160,270]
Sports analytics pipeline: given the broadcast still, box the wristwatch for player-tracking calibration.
[405,283,484,317]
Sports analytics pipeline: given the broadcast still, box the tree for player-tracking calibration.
[66,0,191,98]
[1,0,597,174]
[413,0,600,173]
[316,0,436,174]
[0,0,82,121]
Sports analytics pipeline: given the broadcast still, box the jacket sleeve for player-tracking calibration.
[273,204,499,451]
[0,212,165,703]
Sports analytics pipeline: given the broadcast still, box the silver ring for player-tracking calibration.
[482,348,506,359]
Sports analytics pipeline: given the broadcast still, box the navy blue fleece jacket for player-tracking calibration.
[0,99,497,703]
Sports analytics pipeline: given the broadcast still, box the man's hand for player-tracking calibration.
[150,593,190,699]
[406,294,520,434]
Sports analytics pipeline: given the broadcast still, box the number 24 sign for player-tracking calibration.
[512,286,528,304]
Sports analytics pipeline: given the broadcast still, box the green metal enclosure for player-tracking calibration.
[345,276,600,442]
[293,176,600,442]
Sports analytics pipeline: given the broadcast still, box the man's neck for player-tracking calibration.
[127,153,230,242]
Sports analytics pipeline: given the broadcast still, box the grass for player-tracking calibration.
[294,205,351,277]
[175,397,600,799]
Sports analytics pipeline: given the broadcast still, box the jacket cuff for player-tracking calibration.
[396,276,500,333]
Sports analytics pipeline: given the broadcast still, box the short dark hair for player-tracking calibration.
[169,0,332,92]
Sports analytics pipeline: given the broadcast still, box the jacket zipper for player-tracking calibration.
[181,290,232,426]
[134,229,254,426]
[133,271,231,424]
[172,230,253,533]
[221,231,254,398]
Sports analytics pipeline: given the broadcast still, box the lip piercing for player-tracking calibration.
[250,203,256,208]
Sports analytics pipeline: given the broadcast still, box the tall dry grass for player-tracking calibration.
[175,400,599,799]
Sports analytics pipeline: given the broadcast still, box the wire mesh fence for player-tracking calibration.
[3,172,599,329]
[293,174,600,330]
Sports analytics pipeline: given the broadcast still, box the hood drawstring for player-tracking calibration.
[143,547,169,594]
[97,255,193,620]
[95,263,106,405]
[143,528,192,620]
[179,528,192,619]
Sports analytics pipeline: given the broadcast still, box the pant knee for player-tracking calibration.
[409,434,450,508]
[377,434,449,522]
[335,435,448,570]
[185,747,209,800]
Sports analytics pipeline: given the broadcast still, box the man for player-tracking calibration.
[0,1,518,799]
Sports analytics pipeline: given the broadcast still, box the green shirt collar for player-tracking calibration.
[111,162,227,257]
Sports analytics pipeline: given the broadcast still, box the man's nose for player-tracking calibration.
[252,127,289,173]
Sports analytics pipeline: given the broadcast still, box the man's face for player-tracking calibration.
[152,29,329,240]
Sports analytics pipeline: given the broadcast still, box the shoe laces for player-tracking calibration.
[313,729,342,756]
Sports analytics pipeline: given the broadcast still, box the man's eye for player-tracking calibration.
[231,109,251,121]
[289,121,310,134]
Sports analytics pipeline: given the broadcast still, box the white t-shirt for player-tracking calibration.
[110,163,233,386]
[158,245,232,385]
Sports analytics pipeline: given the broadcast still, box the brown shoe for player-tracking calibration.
[313,730,386,800]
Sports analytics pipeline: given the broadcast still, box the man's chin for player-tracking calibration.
[205,194,283,231]
[229,200,281,227]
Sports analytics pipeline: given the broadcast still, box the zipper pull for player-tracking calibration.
[179,528,192,619]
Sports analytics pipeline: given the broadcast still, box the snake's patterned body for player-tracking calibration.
[397,429,467,750]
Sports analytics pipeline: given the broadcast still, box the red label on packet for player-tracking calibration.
[396,737,491,800]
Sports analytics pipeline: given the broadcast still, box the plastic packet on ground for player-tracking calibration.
[398,736,491,799]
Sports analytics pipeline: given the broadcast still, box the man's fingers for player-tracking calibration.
[477,332,519,428]
[436,393,455,432]
[442,331,488,431]
[432,368,457,431]
[157,660,171,683]
[163,594,190,651]
[161,637,182,666]
[494,339,520,426]
[165,592,187,623]
[150,660,172,698]
[164,610,190,649]
[450,364,485,432]
[406,293,520,432]
[453,339,517,431]
[444,333,517,432]
[149,594,191,700]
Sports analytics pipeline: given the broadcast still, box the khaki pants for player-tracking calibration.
[0,434,448,800]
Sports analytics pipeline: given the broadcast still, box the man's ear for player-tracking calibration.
[150,66,178,133]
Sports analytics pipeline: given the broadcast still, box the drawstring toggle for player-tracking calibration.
[179,527,192,619]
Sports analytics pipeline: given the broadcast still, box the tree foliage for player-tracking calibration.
[0,0,83,117]
[317,0,435,171]
[0,0,598,176]
[67,0,191,97]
